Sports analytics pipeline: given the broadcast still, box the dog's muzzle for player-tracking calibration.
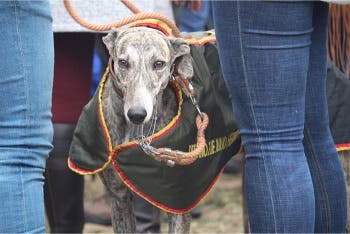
[127,107,147,124]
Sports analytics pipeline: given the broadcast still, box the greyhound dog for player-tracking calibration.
[98,27,194,233]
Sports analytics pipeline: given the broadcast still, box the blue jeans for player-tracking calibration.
[179,1,212,32]
[213,2,347,233]
[0,1,53,233]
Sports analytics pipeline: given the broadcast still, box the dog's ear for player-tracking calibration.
[170,38,194,79]
[102,28,119,56]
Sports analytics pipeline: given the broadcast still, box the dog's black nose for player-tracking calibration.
[127,107,147,124]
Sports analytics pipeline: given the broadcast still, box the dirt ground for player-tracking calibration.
[83,159,245,234]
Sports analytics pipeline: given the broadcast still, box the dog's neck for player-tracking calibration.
[102,76,177,147]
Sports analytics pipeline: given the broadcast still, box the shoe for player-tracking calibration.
[190,206,202,219]
[84,193,112,226]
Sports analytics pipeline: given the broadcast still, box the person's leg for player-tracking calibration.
[0,1,54,232]
[45,32,94,232]
[44,124,85,233]
[179,1,211,32]
[213,2,316,232]
[303,3,347,232]
[133,195,161,233]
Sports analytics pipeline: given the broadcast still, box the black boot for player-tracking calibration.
[44,124,85,233]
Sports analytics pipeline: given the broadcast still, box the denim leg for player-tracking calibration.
[179,1,211,32]
[0,1,53,233]
[303,3,347,233]
[213,2,321,232]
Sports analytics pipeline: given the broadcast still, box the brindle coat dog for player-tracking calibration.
[99,27,194,233]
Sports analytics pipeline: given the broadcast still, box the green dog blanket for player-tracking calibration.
[68,22,241,214]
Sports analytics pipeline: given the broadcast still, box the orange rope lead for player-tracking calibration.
[63,0,181,37]
[155,113,209,166]
[120,0,141,14]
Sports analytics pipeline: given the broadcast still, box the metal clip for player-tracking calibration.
[175,150,184,157]
[189,94,203,118]
[146,145,160,156]
[166,160,175,167]
[163,148,172,154]
[188,83,194,92]
[138,137,160,157]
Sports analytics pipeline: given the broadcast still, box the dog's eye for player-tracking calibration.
[118,59,129,69]
[153,61,165,70]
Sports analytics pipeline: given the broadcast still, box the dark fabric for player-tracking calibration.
[133,194,161,233]
[68,90,109,171]
[52,33,94,123]
[326,61,350,146]
[45,124,84,233]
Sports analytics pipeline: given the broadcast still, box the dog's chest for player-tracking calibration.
[101,79,177,146]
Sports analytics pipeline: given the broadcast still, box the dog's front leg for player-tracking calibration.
[99,165,135,233]
[167,213,191,234]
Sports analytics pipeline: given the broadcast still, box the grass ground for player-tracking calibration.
[83,170,244,233]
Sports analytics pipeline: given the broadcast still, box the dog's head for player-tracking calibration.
[103,27,193,125]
